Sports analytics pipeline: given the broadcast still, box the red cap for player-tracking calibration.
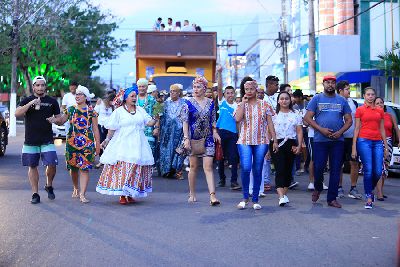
[323,75,336,82]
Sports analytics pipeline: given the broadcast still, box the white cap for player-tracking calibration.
[32,76,46,85]
[176,83,183,90]
[147,84,157,93]
[76,85,95,100]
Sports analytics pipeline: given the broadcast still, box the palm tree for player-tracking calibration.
[378,42,400,77]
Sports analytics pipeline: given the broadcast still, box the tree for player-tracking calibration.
[378,42,400,77]
[0,0,127,96]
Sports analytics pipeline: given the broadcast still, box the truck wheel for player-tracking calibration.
[0,126,6,156]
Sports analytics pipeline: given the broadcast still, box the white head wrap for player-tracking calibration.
[76,85,95,100]
[147,84,157,93]
[32,76,46,85]
[137,78,148,87]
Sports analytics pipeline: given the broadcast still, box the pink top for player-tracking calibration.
[237,100,274,145]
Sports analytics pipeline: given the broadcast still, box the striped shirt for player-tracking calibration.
[237,100,274,145]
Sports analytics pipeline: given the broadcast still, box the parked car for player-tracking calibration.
[52,122,67,139]
[354,99,400,175]
[0,104,10,128]
[0,112,8,156]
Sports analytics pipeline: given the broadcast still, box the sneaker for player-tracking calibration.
[288,181,299,189]
[253,203,262,210]
[237,201,248,210]
[217,180,226,187]
[348,188,362,199]
[185,167,190,172]
[364,202,373,209]
[230,182,241,190]
[323,183,328,190]
[328,200,342,208]
[307,182,315,190]
[279,197,286,206]
[31,193,40,204]
[259,192,266,198]
[283,195,289,203]
[44,185,55,200]
[338,187,345,198]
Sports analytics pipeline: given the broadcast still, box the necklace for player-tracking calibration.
[124,104,136,115]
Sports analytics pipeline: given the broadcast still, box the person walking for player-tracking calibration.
[49,85,100,203]
[15,76,61,204]
[304,75,352,208]
[215,65,240,190]
[351,88,388,209]
[272,91,303,206]
[336,81,362,199]
[374,97,400,200]
[158,84,187,179]
[182,76,221,206]
[235,79,278,210]
[136,78,158,160]
[96,87,157,204]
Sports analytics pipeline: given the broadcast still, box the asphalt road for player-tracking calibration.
[0,125,399,267]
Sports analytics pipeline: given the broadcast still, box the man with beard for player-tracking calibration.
[304,75,352,208]
[15,76,61,204]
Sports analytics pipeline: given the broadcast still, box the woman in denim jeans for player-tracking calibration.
[352,87,388,209]
[235,79,278,210]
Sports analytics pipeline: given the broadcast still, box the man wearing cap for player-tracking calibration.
[15,76,61,204]
[304,75,352,208]
[136,78,158,163]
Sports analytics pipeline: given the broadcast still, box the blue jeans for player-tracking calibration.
[313,141,344,202]
[238,144,269,203]
[357,138,384,197]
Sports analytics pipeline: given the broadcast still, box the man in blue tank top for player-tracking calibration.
[216,66,241,190]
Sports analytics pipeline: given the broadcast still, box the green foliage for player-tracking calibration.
[0,0,127,96]
[378,42,400,77]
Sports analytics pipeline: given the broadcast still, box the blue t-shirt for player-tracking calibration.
[306,93,351,142]
[216,99,237,133]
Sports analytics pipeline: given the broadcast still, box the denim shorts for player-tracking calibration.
[22,143,58,167]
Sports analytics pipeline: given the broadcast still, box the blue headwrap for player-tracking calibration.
[123,85,138,100]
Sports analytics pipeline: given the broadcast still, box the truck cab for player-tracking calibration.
[135,31,217,91]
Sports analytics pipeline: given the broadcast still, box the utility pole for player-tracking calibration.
[308,0,317,95]
[104,63,120,90]
[281,0,289,84]
[390,0,395,102]
[9,0,19,137]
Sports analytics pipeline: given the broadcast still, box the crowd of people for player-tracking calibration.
[16,70,397,210]
[153,17,202,32]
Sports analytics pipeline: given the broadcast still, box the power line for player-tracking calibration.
[371,4,400,22]
[251,46,278,75]
[292,0,385,38]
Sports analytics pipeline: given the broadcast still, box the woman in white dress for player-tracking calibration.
[96,87,156,205]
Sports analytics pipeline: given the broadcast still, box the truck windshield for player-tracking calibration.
[152,76,196,92]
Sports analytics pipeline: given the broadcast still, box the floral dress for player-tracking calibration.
[137,95,157,156]
[182,98,216,157]
[65,105,98,171]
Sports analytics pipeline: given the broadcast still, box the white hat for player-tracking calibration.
[176,83,183,90]
[76,85,95,100]
[147,84,157,93]
[32,76,46,85]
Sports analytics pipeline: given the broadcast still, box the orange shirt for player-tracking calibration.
[355,105,384,141]
[384,112,393,138]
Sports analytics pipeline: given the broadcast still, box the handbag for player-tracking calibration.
[215,140,223,161]
[190,138,206,155]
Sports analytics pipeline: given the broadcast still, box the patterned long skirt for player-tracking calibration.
[96,161,153,197]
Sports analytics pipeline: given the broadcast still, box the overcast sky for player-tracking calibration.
[91,0,282,88]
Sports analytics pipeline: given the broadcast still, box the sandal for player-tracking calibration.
[72,189,79,198]
[79,194,90,203]
[188,194,197,203]
[175,171,184,180]
[126,196,135,203]
[264,184,272,191]
[209,192,220,206]
[119,196,128,205]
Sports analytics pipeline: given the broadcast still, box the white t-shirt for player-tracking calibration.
[94,101,113,126]
[272,111,302,140]
[343,98,357,138]
[181,25,195,31]
[62,92,76,109]
[218,97,238,110]
[265,93,279,111]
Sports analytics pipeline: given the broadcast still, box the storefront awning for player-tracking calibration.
[336,69,384,83]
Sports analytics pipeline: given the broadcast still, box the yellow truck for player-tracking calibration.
[135,31,217,91]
